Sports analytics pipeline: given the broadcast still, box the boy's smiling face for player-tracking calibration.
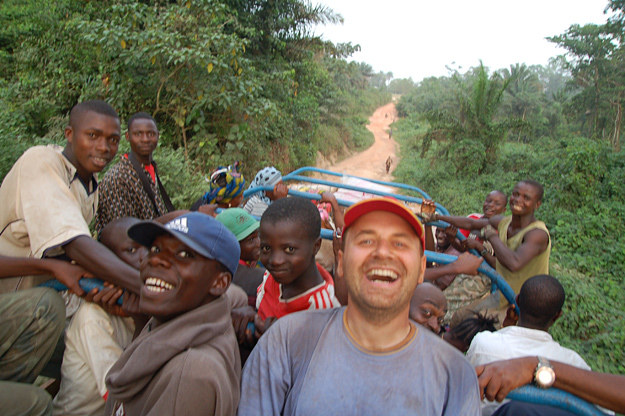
[139,234,229,321]
[259,219,320,285]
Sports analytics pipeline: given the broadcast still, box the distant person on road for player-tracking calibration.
[385,156,392,173]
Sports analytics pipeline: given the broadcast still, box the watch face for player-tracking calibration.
[536,367,555,387]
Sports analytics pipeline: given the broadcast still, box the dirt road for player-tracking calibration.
[324,102,398,180]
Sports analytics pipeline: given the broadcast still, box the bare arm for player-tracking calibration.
[476,356,625,413]
[0,255,88,295]
[425,252,483,283]
[435,214,490,230]
[484,228,549,272]
[64,236,141,293]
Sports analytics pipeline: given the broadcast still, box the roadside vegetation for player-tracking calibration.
[0,0,389,207]
[394,0,625,374]
[1,0,623,376]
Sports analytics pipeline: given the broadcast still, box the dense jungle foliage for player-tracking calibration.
[0,0,390,207]
[394,1,625,374]
[1,0,624,377]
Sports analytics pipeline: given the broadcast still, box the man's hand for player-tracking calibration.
[84,281,125,316]
[481,224,498,240]
[272,182,288,200]
[231,306,257,345]
[320,191,337,205]
[476,357,537,402]
[419,199,437,222]
[197,204,218,217]
[254,315,277,338]
[444,225,458,240]
[452,252,483,275]
[46,259,92,296]
[462,239,484,252]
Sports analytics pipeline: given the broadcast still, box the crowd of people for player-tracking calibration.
[1,100,624,416]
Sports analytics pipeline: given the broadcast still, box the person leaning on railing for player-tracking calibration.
[476,356,625,414]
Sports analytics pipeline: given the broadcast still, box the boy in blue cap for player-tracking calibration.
[105,212,241,416]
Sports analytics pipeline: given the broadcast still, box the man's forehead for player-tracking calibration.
[514,182,537,195]
[350,210,419,235]
[129,118,158,130]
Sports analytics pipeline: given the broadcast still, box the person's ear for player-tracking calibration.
[125,130,130,141]
[417,252,426,284]
[208,271,232,297]
[64,126,73,143]
[336,249,344,279]
[312,236,322,256]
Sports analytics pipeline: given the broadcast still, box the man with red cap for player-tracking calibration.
[238,197,480,415]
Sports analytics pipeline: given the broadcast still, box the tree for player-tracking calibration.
[548,2,625,150]
[420,62,524,174]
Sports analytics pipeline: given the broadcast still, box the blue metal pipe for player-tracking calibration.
[507,385,610,415]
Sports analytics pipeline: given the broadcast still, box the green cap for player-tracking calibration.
[215,208,260,241]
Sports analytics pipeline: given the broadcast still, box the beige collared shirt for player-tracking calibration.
[0,145,98,292]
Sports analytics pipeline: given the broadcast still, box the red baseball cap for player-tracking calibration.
[343,197,425,252]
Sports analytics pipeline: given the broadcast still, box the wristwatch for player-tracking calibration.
[534,356,556,388]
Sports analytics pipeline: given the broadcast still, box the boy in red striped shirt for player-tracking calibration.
[256,197,340,323]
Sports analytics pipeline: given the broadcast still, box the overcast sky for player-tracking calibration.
[314,0,611,81]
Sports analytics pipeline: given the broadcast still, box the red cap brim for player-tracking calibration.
[343,197,425,252]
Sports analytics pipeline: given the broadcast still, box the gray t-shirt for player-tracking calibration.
[239,307,480,416]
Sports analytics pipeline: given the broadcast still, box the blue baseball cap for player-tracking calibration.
[128,212,240,276]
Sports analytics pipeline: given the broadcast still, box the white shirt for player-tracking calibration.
[467,325,591,416]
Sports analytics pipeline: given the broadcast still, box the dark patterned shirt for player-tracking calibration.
[95,156,167,234]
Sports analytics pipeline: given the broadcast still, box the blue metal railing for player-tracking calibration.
[507,385,610,415]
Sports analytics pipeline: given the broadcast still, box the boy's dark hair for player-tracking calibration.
[69,100,119,127]
[261,196,320,241]
[450,312,498,351]
[127,112,157,130]
[517,274,565,327]
[519,179,544,201]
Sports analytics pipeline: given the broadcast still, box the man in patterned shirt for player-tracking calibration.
[95,112,173,234]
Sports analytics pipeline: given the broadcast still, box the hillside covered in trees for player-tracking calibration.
[393,0,625,374]
[0,0,391,206]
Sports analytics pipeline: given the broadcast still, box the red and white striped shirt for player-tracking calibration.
[256,263,341,320]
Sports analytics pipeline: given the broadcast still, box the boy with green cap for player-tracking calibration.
[216,208,265,306]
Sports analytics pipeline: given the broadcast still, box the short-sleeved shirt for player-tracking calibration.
[0,145,97,292]
[95,155,168,234]
[256,264,341,320]
[238,308,481,416]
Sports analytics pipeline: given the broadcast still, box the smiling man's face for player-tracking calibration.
[64,110,120,182]
[139,234,227,321]
[338,210,425,321]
